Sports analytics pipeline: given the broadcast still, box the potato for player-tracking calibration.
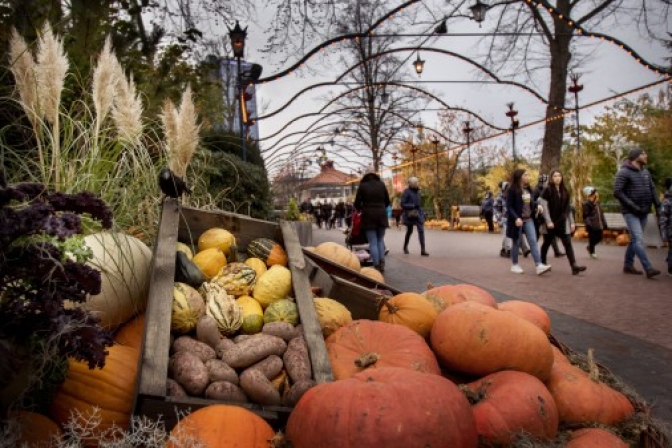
[220,334,287,369]
[169,351,209,396]
[240,369,282,405]
[283,379,316,406]
[262,322,300,341]
[234,334,253,343]
[283,336,312,383]
[205,381,248,402]
[244,355,283,380]
[205,359,238,385]
[196,315,222,349]
[172,335,216,362]
[166,378,187,397]
[216,338,236,359]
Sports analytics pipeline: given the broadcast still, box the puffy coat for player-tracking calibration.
[659,189,672,242]
[400,186,425,225]
[613,161,660,216]
[354,173,390,230]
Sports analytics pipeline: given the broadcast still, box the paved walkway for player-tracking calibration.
[311,226,672,424]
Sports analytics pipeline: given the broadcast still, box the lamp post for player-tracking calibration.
[409,144,420,176]
[228,21,248,162]
[568,73,584,152]
[505,103,519,163]
[462,121,473,200]
[430,136,441,217]
[413,53,425,76]
[469,0,489,26]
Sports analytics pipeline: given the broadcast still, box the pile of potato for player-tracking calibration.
[167,317,316,407]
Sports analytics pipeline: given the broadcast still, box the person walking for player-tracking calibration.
[335,200,346,228]
[391,196,403,229]
[658,177,672,276]
[480,191,495,233]
[533,174,564,258]
[506,169,551,275]
[613,147,661,278]
[538,170,586,275]
[582,186,606,259]
[401,177,429,256]
[354,170,390,272]
[496,181,530,258]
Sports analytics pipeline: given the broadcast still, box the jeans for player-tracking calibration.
[502,221,530,252]
[511,220,542,265]
[364,227,386,266]
[623,213,653,271]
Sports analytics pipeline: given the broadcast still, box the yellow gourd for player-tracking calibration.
[253,265,292,309]
[192,248,227,280]
[236,295,265,334]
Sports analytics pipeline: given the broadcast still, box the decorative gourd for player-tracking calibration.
[76,232,152,330]
[212,262,256,296]
[423,284,497,313]
[201,283,243,335]
[176,241,194,259]
[247,238,288,267]
[263,299,299,325]
[430,302,554,381]
[253,265,292,309]
[171,282,206,333]
[566,428,629,448]
[50,345,139,446]
[167,404,275,448]
[114,313,145,349]
[8,411,63,447]
[192,247,227,280]
[498,300,551,335]
[378,293,438,339]
[244,257,267,279]
[174,251,206,287]
[464,370,559,445]
[286,367,478,448]
[312,242,361,271]
[359,266,384,283]
[313,297,353,338]
[197,227,236,256]
[545,348,634,425]
[236,295,265,334]
[326,320,440,380]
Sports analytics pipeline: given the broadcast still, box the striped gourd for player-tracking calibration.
[263,299,299,326]
[212,262,256,296]
[200,283,242,335]
[247,238,288,267]
[171,282,206,334]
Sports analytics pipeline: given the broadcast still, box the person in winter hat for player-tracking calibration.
[582,186,606,259]
[658,177,672,276]
[613,146,661,278]
[401,177,429,256]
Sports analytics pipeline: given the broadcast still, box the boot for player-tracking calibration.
[403,233,411,254]
[565,242,585,275]
[419,233,428,256]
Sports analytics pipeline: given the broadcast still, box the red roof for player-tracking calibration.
[303,161,354,186]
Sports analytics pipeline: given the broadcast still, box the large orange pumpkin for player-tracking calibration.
[114,313,145,349]
[326,320,440,380]
[50,344,140,446]
[497,300,551,335]
[287,367,478,448]
[378,293,437,338]
[423,284,497,313]
[9,411,63,447]
[464,370,559,445]
[566,428,629,448]
[430,302,554,381]
[312,242,361,271]
[167,405,275,448]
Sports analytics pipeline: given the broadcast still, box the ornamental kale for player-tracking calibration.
[0,182,114,369]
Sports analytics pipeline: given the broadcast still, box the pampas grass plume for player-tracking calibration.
[112,74,144,145]
[8,28,39,126]
[173,86,200,178]
[92,36,120,127]
[35,22,68,124]
[161,98,178,168]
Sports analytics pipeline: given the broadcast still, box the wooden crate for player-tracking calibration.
[134,199,332,430]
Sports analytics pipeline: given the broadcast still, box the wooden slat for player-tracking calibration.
[329,277,383,320]
[137,198,180,397]
[281,221,334,383]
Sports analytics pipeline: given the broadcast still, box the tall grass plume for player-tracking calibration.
[92,36,121,144]
[112,74,144,145]
[172,86,200,178]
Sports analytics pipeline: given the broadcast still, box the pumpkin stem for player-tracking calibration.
[380,298,398,314]
[458,383,485,405]
[586,348,600,383]
[355,352,380,368]
[426,281,435,290]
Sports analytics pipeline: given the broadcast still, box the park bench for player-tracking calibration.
[603,212,628,232]
[600,212,663,248]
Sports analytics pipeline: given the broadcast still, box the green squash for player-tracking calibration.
[175,251,206,288]
[212,262,256,296]
[263,299,299,326]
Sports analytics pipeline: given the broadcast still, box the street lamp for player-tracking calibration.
[381,88,389,104]
[469,0,489,26]
[228,21,248,162]
[416,120,424,139]
[430,136,441,215]
[413,53,425,76]
[505,102,520,162]
[463,121,474,200]
[568,73,584,152]
[316,146,328,166]
[409,144,420,175]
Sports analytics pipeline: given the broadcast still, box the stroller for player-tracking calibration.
[344,210,374,266]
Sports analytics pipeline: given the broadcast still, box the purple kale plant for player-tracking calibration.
[0,182,115,369]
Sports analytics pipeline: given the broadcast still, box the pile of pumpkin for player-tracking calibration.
[282,283,661,448]
[167,228,320,408]
[304,241,387,284]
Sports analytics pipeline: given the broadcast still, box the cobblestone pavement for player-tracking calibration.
[311,226,672,424]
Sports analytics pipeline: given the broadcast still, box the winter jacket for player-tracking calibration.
[613,161,660,216]
[505,185,537,240]
[539,185,571,234]
[481,195,494,215]
[582,200,605,231]
[538,197,575,235]
[494,191,507,224]
[400,186,425,225]
[354,173,390,230]
[659,189,672,242]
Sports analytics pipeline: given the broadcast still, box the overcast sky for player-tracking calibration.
[228,1,671,177]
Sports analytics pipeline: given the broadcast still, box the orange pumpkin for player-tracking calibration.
[114,313,145,349]
[616,234,630,246]
[497,300,551,335]
[359,266,384,283]
[566,428,629,448]
[378,293,438,338]
[9,411,63,447]
[423,284,497,313]
[167,404,275,447]
[50,344,140,446]
[430,302,554,381]
[313,242,361,271]
[326,320,441,380]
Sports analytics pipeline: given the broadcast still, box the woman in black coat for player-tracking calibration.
[401,177,429,256]
[354,171,391,272]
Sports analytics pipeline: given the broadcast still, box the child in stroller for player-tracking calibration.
[344,209,389,266]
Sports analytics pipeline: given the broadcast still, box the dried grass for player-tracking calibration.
[92,36,121,140]
[9,28,39,127]
[112,74,144,145]
[171,86,200,178]
[35,22,68,125]
[161,98,179,168]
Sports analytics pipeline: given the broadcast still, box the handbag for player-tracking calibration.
[351,210,362,236]
[407,209,420,219]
